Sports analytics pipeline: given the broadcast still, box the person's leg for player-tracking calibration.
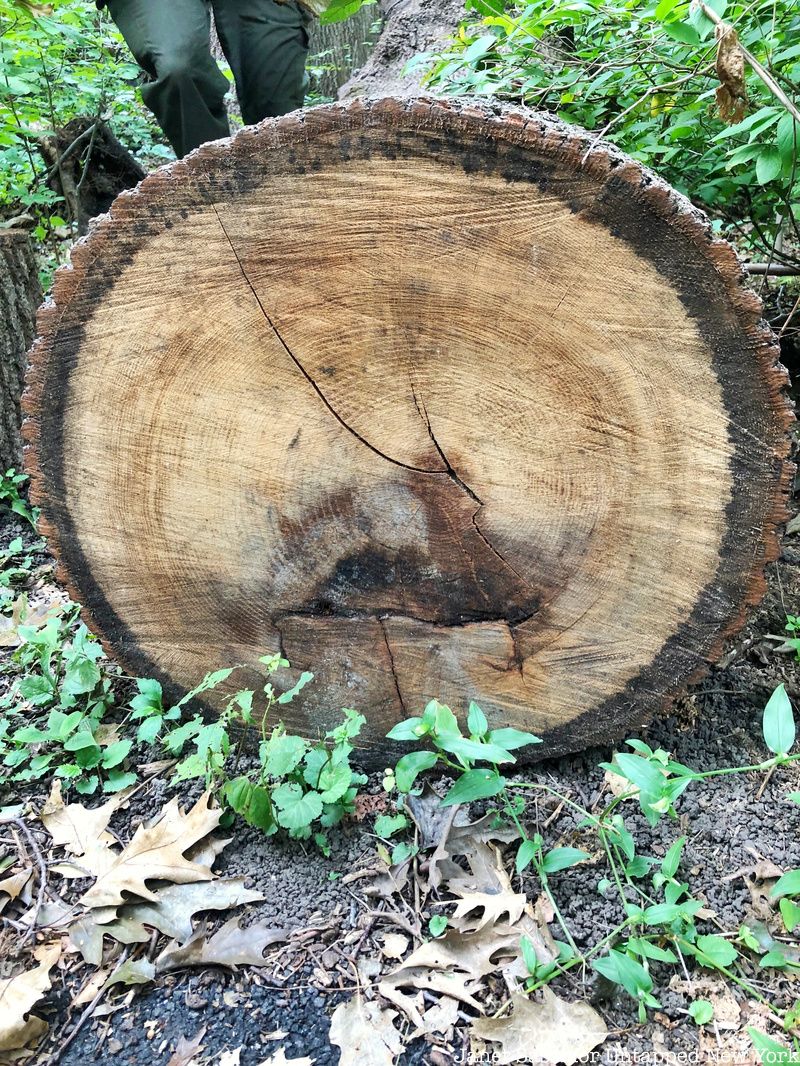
[105,0,230,157]
[211,0,310,126]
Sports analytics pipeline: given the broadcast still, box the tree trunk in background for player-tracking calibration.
[24,100,792,766]
[0,231,40,475]
[339,0,465,97]
[308,5,381,100]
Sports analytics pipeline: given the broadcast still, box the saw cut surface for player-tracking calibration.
[25,99,791,764]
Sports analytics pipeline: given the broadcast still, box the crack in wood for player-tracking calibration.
[212,205,443,477]
[410,378,538,603]
[379,618,406,716]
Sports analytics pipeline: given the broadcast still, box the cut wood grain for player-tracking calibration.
[23,98,792,765]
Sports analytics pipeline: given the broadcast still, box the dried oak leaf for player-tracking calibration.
[167,1027,206,1066]
[80,792,220,908]
[40,780,125,878]
[450,890,527,933]
[0,869,33,912]
[156,916,289,972]
[715,22,747,124]
[122,877,265,942]
[256,1050,314,1066]
[104,957,155,989]
[329,996,403,1066]
[472,989,607,1065]
[68,913,149,966]
[0,942,60,1054]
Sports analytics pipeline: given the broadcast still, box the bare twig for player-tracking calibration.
[10,818,47,945]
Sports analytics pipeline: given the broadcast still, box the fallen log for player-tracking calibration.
[24,99,792,765]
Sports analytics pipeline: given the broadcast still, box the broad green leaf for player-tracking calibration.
[272,783,323,831]
[689,1000,713,1025]
[613,753,665,796]
[487,727,541,750]
[394,750,438,793]
[593,949,653,999]
[374,813,408,839]
[277,670,314,705]
[435,733,515,765]
[540,847,590,874]
[467,701,488,737]
[317,760,352,804]
[433,702,460,738]
[441,768,506,806]
[748,1029,794,1064]
[780,897,800,933]
[663,21,700,45]
[756,147,782,185]
[771,869,800,898]
[763,684,795,754]
[695,934,738,968]
[103,770,137,792]
[386,717,426,741]
[63,729,99,752]
[137,715,163,744]
[100,739,132,768]
[62,655,101,696]
[516,838,539,873]
[661,835,686,879]
[263,733,307,777]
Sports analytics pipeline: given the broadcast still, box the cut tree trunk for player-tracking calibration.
[23,99,792,765]
[0,231,41,475]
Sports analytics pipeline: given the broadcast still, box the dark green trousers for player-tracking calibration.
[105,0,310,158]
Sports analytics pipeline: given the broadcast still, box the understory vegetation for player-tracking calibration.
[3,475,800,1062]
[416,0,800,272]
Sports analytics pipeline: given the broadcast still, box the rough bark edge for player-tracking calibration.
[0,232,40,473]
[21,96,795,763]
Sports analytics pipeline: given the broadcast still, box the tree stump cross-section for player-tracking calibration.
[24,98,793,766]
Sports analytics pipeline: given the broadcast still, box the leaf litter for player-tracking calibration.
[0,787,291,1062]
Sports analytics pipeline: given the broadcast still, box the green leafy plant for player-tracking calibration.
[384,682,800,1046]
[0,609,124,793]
[783,615,800,662]
[0,470,38,527]
[415,0,800,268]
[134,655,369,850]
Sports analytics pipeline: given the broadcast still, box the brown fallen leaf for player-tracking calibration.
[472,988,607,1065]
[0,593,62,648]
[380,932,409,960]
[40,780,125,878]
[379,967,483,1032]
[421,995,459,1035]
[429,810,518,892]
[156,916,289,972]
[167,1026,207,1066]
[329,996,403,1066]
[122,877,265,942]
[104,957,155,989]
[0,942,61,1054]
[0,869,33,911]
[81,792,220,908]
[450,889,527,933]
[256,1051,314,1066]
[715,21,747,123]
